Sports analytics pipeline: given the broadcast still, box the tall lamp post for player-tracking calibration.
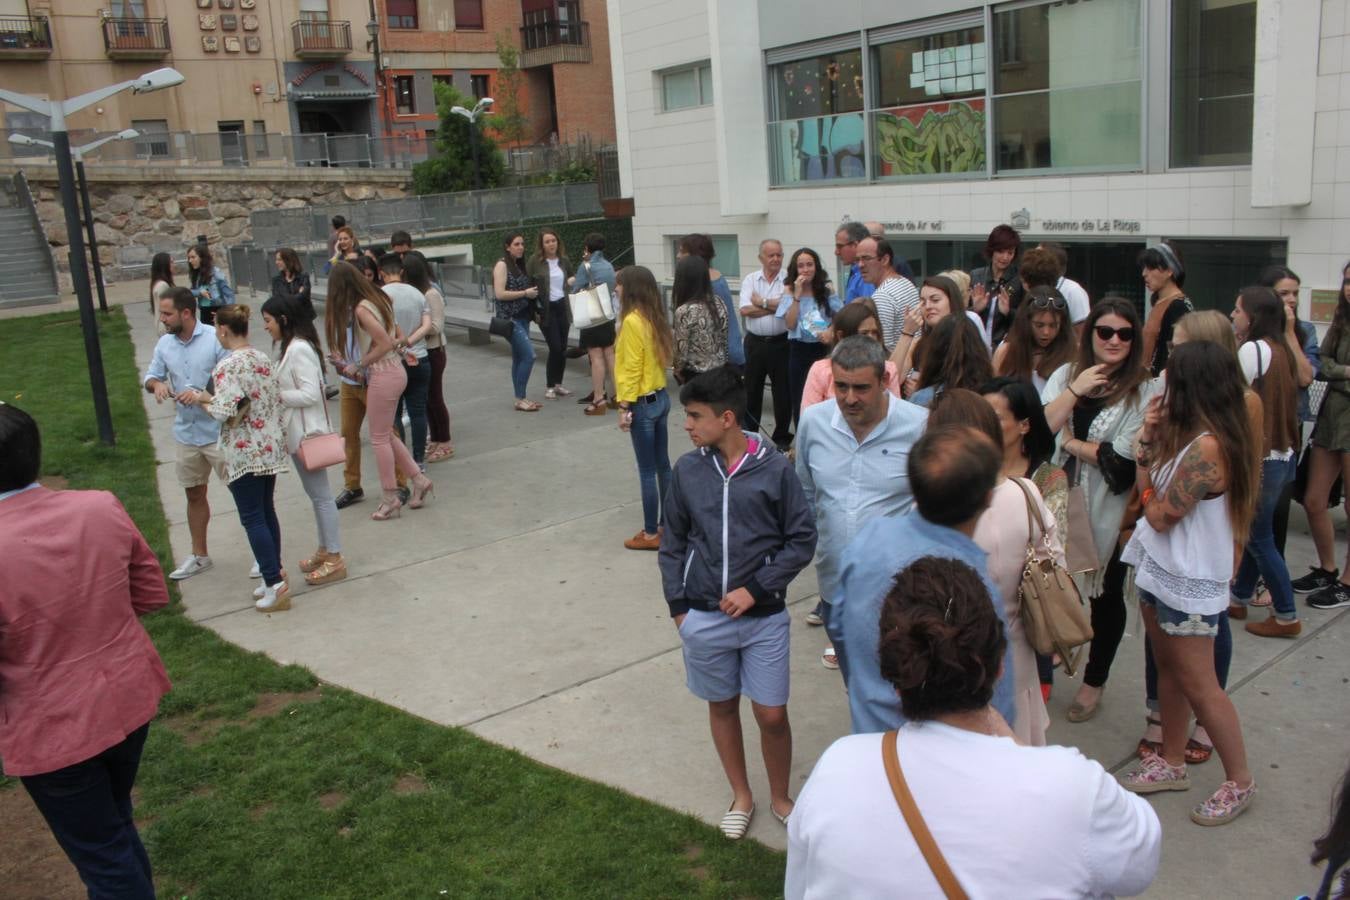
[450,97,494,190]
[365,14,384,137]
[0,68,183,446]
[9,129,140,315]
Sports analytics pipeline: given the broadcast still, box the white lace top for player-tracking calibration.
[1121,434,1232,615]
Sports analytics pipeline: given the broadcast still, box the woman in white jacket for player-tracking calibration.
[262,296,346,586]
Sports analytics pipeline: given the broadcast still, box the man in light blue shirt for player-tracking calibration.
[837,424,1017,734]
[835,223,875,304]
[795,337,927,680]
[144,288,229,581]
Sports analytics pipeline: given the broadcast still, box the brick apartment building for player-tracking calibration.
[375,0,616,147]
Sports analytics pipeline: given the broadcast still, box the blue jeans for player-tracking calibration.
[1232,455,1298,621]
[1144,612,1231,713]
[395,356,431,464]
[628,388,671,534]
[228,472,282,585]
[509,319,535,400]
[22,722,155,899]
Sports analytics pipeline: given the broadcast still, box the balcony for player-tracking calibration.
[101,17,170,60]
[0,16,52,60]
[518,20,590,68]
[292,19,352,59]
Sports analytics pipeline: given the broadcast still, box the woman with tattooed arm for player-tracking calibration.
[1118,341,1259,827]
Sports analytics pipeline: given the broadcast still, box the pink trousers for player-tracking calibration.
[365,358,420,492]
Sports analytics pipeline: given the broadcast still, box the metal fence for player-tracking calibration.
[246,182,604,248]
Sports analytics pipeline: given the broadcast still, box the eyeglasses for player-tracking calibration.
[1093,325,1135,343]
[1030,295,1067,311]
[855,254,876,262]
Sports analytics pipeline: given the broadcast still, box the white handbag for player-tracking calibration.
[568,261,615,329]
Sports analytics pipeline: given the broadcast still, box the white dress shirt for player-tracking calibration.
[739,270,788,337]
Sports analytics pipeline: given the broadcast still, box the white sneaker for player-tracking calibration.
[253,583,266,599]
[249,560,262,579]
[169,555,213,581]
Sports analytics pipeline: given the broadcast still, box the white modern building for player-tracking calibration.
[606,0,1347,317]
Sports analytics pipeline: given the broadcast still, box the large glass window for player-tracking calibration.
[871,24,987,178]
[991,0,1143,172]
[767,48,866,185]
[1170,0,1255,167]
[387,0,417,29]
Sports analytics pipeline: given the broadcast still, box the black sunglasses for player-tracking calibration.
[1094,325,1135,342]
[1030,295,1067,311]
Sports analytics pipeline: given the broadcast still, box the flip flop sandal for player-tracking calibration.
[719,803,754,840]
[1137,737,1163,759]
[772,805,792,826]
[821,647,839,670]
[1185,737,1214,765]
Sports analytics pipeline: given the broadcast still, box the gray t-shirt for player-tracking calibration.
[383,282,429,359]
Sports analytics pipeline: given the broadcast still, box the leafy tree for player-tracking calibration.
[411,81,507,195]
[492,32,529,146]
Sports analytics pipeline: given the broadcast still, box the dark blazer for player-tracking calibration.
[270,271,314,317]
[527,253,574,328]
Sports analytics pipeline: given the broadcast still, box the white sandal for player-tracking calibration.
[719,803,754,840]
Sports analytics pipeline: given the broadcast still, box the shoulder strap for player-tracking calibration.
[1009,476,1050,545]
[882,731,969,900]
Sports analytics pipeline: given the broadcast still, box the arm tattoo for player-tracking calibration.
[1160,441,1219,522]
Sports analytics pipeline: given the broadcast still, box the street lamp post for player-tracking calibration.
[9,129,140,315]
[450,97,494,190]
[0,69,183,446]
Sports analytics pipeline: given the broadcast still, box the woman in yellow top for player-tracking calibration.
[615,265,674,551]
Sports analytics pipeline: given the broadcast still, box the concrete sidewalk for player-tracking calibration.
[111,288,1349,898]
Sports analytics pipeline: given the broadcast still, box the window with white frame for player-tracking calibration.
[765,40,866,185]
[669,235,740,279]
[1170,0,1255,168]
[659,61,713,112]
[990,0,1143,173]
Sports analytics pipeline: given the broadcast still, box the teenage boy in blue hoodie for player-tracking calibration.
[659,366,818,839]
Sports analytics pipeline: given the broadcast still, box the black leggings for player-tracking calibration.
[1083,546,1129,689]
[543,306,570,388]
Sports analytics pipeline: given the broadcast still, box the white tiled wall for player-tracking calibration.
[617,0,1350,305]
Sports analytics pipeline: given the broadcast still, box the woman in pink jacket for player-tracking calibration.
[0,403,171,899]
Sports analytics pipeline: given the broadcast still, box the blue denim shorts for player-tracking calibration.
[678,608,790,706]
[1139,589,1221,638]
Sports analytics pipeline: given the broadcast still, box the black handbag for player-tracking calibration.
[488,316,514,339]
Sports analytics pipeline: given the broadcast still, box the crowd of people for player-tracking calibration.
[6,217,1350,898]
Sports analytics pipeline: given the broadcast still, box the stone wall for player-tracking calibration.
[0,164,412,288]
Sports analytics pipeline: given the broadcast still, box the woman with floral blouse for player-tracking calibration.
[190,304,292,612]
[671,254,729,384]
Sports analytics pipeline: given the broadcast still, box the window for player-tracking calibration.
[251,119,271,158]
[394,75,415,115]
[870,19,987,178]
[387,0,417,29]
[766,45,866,185]
[454,0,483,30]
[470,74,490,100]
[991,0,1143,173]
[299,0,328,22]
[1170,0,1255,167]
[131,118,170,159]
[669,235,740,279]
[659,61,713,112]
[433,74,453,88]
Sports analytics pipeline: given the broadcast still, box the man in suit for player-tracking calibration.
[0,403,171,899]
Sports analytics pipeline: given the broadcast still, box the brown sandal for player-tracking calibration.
[514,400,541,412]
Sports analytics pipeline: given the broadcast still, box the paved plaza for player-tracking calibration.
[84,284,1348,898]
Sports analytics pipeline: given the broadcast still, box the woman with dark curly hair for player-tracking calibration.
[780,247,842,428]
[906,314,992,408]
[786,555,1160,898]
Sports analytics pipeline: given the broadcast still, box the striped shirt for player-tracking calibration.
[870,276,920,352]
[793,394,929,602]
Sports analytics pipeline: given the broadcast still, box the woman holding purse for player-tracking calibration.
[262,295,346,587]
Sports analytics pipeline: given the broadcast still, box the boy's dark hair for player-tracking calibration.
[0,403,40,492]
[331,215,346,229]
[168,286,197,314]
[584,232,606,253]
[390,230,412,247]
[679,365,746,419]
[379,253,404,276]
[908,425,999,527]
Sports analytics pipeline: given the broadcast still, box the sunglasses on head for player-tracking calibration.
[1030,295,1067,311]
[1094,325,1135,343]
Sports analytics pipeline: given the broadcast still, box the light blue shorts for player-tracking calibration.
[678,608,790,707]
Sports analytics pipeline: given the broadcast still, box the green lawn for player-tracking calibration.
[0,308,787,899]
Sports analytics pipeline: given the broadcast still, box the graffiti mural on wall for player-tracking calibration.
[772,113,866,183]
[874,100,986,177]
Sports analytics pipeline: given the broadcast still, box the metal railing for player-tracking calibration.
[291,19,352,55]
[596,145,621,200]
[520,18,589,50]
[245,182,605,248]
[101,17,170,54]
[225,243,488,305]
[0,15,51,52]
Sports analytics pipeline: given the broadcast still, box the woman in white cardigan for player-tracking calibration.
[262,296,346,586]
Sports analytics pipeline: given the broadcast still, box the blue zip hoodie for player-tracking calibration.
[658,434,817,618]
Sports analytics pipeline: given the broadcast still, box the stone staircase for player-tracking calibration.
[0,171,60,308]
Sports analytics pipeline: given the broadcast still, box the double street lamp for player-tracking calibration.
[0,67,184,445]
[450,96,493,190]
[9,129,141,316]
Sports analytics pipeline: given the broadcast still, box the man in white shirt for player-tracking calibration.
[856,237,919,353]
[739,239,793,449]
[1036,242,1090,333]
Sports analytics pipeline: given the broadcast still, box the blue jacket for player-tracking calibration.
[572,251,616,295]
[711,275,746,366]
[659,436,817,618]
[192,269,235,309]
